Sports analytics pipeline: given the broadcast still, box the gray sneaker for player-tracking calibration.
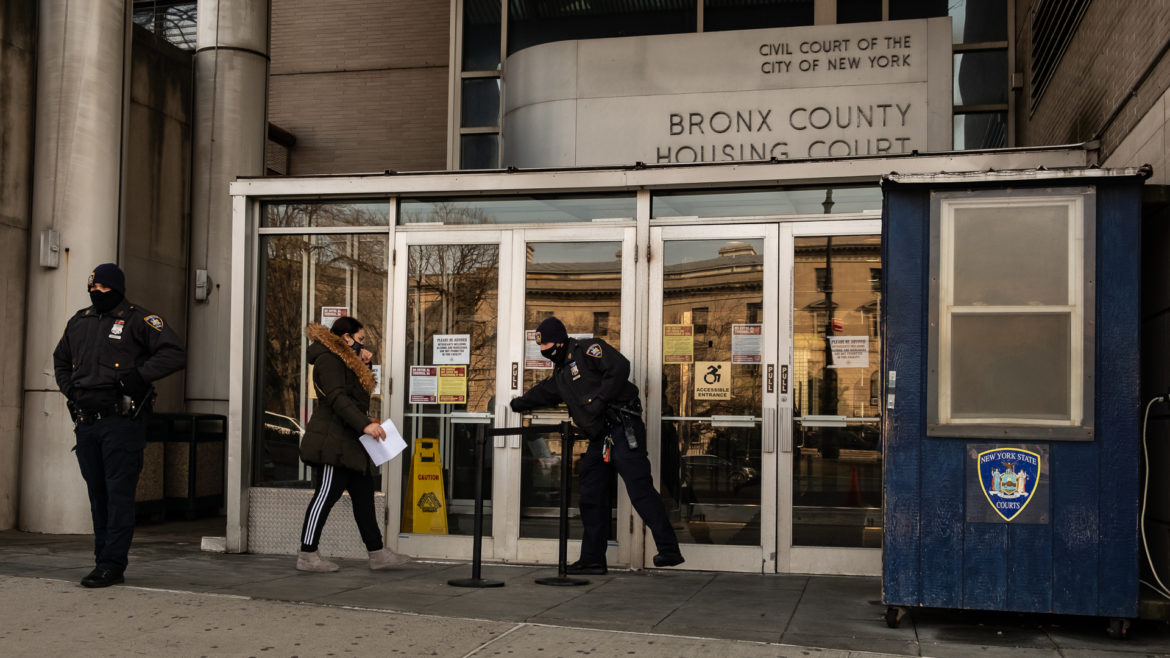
[296,551,340,572]
[368,547,412,570]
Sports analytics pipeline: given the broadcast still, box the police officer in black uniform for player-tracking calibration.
[510,316,684,574]
[53,263,186,588]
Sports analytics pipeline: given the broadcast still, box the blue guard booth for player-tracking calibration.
[880,167,1147,635]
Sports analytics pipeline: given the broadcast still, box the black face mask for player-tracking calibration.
[351,340,364,355]
[89,289,123,313]
[540,344,567,364]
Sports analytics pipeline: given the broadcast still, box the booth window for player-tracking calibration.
[927,189,1095,440]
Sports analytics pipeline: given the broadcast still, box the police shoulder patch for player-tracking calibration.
[586,344,603,358]
[144,315,164,332]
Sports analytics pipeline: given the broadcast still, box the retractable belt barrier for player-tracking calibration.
[447,421,588,588]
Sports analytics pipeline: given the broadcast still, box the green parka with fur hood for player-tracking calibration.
[299,323,378,474]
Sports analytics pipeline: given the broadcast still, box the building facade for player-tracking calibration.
[2,0,1167,588]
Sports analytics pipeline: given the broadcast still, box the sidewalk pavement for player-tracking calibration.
[0,519,1167,657]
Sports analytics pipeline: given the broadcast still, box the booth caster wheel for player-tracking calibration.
[885,606,906,628]
[1106,617,1130,639]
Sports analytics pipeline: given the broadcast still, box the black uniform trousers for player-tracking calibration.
[577,415,680,564]
[74,415,146,573]
[299,463,384,553]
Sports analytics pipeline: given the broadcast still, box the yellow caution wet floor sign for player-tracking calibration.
[402,437,448,534]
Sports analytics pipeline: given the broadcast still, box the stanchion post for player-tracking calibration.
[448,423,504,588]
[536,420,589,586]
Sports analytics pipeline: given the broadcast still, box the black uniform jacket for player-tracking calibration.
[511,337,639,440]
[53,298,187,408]
[299,323,378,474]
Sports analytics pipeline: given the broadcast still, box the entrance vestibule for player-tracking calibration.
[231,149,1090,572]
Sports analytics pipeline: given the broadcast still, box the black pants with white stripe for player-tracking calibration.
[299,463,384,553]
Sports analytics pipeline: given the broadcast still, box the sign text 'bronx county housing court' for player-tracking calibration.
[503,18,952,167]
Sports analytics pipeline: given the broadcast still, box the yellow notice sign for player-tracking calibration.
[402,438,448,534]
[437,365,467,404]
[695,361,732,400]
[663,324,694,364]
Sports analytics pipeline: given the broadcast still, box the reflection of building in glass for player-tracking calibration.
[793,236,882,419]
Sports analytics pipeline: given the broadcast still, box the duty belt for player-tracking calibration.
[70,402,124,425]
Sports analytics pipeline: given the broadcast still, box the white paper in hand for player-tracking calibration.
[359,418,408,467]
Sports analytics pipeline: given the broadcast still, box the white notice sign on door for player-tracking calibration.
[828,336,869,368]
[433,334,471,364]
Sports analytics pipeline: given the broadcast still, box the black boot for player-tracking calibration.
[652,551,685,568]
[565,560,607,575]
[81,568,124,588]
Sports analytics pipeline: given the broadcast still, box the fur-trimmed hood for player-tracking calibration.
[305,323,376,393]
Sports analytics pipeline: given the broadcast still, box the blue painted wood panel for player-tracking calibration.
[1007,523,1053,612]
[964,524,1007,610]
[881,189,927,606]
[1094,181,1141,616]
[881,178,1140,619]
[921,437,964,608]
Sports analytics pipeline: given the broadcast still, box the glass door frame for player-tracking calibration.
[389,227,515,560]
[648,223,780,573]
[780,218,882,577]
[504,225,639,565]
[386,219,883,573]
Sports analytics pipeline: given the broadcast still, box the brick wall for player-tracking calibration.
[267,0,450,174]
[1017,0,1170,159]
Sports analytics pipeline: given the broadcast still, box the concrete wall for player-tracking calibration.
[1016,0,1170,160]
[123,25,193,413]
[0,0,35,529]
[1080,5,1170,596]
[267,0,449,174]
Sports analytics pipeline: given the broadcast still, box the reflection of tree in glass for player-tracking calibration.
[408,237,499,413]
[402,202,490,225]
[265,202,388,228]
[262,220,388,419]
[263,234,307,417]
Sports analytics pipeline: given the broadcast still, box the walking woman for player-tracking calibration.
[296,317,410,572]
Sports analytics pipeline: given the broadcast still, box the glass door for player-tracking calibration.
[505,227,636,565]
[391,229,513,559]
[649,224,778,573]
[781,219,882,576]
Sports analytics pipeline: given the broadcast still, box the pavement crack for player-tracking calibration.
[460,622,527,657]
[778,575,809,641]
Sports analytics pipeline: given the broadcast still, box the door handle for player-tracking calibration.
[449,411,493,424]
[710,415,757,427]
[763,408,776,454]
[779,407,792,453]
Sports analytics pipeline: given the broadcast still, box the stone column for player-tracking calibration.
[187,0,268,417]
[0,0,36,529]
[22,0,128,533]
[191,0,268,551]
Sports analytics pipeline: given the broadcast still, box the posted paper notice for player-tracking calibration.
[828,336,869,368]
[663,324,694,364]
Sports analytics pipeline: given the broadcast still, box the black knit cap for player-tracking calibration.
[535,316,568,344]
[88,263,126,295]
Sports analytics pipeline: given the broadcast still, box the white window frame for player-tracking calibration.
[927,188,1095,440]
